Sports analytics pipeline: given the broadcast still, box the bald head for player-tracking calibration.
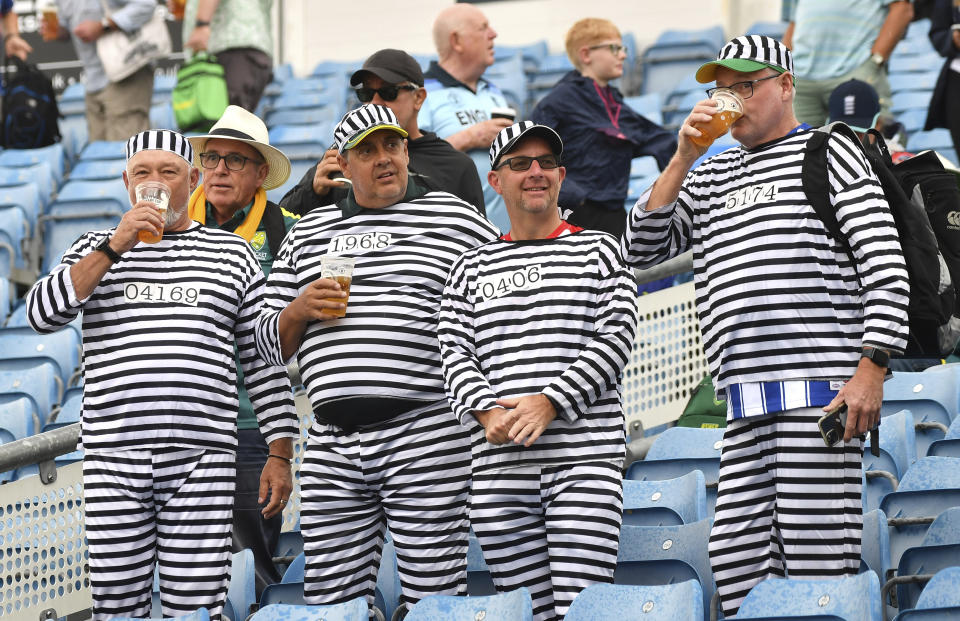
[432,3,497,84]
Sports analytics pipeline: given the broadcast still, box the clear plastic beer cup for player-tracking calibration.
[135,181,171,244]
[690,88,744,148]
[41,5,60,41]
[320,256,355,318]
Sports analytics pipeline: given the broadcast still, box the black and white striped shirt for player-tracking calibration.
[26,223,298,453]
[255,192,500,421]
[621,129,909,397]
[439,231,638,472]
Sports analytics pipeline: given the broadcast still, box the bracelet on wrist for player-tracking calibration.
[268,454,291,464]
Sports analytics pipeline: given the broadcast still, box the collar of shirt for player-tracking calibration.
[502,220,583,241]
[424,61,491,95]
[337,177,429,218]
[205,199,254,231]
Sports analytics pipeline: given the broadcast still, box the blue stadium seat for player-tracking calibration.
[60,115,90,162]
[116,608,210,621]
[0,357,61,424]
[0,205,27,273]
[58,81,86,117]
[53,179,129,214]
[646,427,724,460]
[894,543,960,612]
[495,39,548,73]
[281,553,304,583]
[919,506,960,547]
[152,74,177,103]
[888,70,939,95]
[625,459,719,518]
[265,158,317,205]
[622,470,707,526]
[908,130,956,163]
[881,366,959,457]
[467,534,495,596]
[273,63,294,83]
[623,93,664,125]
[0,143,66,182]
[891,35,937,58]
[640,27,719,97]
[79,141,127,161]
[484,53,527,114]
[250,601,367,621]
[907,566,960,610]
[0,394,38,443]
[41,213,123,274]
[0,161,57,207]
[860,509,891,581]
[745,21,789,40]
[43,389,81,431]
[926,415,960,457]
[650,26,725,57]
[274,529,303,560]
[662,89,705,128]
[896,108,929,135]
[887,53,941,75]
[863,409,916,512]
[258,582,305,608]
[68,159,126,182]
[404,588,533,621]
[736,572,881,621]
[615,519,714,618]
[271,91,339,113]
[227,549,256,621]
[268,124,333,161]
[891,91,933,115]
[629,155,660,180]
[565,581,703,621]
[310,60,356,79]
[150,103,177,131]
[376,539,402,621]
[0,182,44,233]
[0,326,80,387]
[265,106,340,129]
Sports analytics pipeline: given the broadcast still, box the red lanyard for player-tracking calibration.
[594,82,621,129]
[502,221,583,241]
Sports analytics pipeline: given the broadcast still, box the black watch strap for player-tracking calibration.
[861,346,890,368]
[96,237,121,263]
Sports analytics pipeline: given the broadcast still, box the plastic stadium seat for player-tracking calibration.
[0,143,66,182]
[0,326,80,387]
[888,70,939,94]
[897,108,929,135]
[650,26,725,57]
[891,91,933,115]
[629,155,660,180]
[565,581,703,621]
[625,458,719,518]
[43,389,81,431]
[281,553,304,583]
[919,506,960,547]
[908,130,956,162]
[0,357,61,423]
[0,161,57,207]
[887,53,941,75]
[152,74,177,102]
[226,549,256,621]
[745,21,789,40]
[268,124,333,160]
[467,534,495,596]
[79,140,127,161]
[623,94,663,125]
[271,91,338,112]
[737,572,881,621]
[892,36,937,58]
[41,213,123,274]
[274,529,303,560]
[376,539,402,621]
[60,115,90,161]
[909,566,960,609]
[926,415,960,457]
[646,427,724,460]
[118,608,210,621]
[0,394,38,443]
[258,582,305,608]
[68,159,126,182]
[894,543,960,612]
[897,456,960,492]
[0,205,27,272]
[150,103,176,131]
[0,182,44,232]
[622,470,707,526]
[495,39,548,73]
[54,179,129,213]
[265,106,340,128]
[250,601,367,621]
[265,158,317,205]
[863,409,917,512]
[310,60,355,79]
[58,81,86,117]
[484,53,527,114]
[881,366,960,457]
[615,519,714,618]
[860,509,891,581]
[404,588,533,621]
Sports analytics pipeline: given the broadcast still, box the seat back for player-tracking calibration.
[896,543,960,611]
[736,571,881,621]
[646,427,724,460]
[227,549,256,621]
[565,581,703,621]
[250,601,367,621]
[915,566,960,609]
[622,470,707,525]
[404,588,533,621]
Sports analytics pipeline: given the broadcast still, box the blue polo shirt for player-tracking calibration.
[419,61,509,231]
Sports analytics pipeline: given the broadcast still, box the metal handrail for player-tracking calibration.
[634,249,693,286]
[0,422,79,476]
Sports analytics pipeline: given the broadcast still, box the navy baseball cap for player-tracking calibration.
[828,79,881,133]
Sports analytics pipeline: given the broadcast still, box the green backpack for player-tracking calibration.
[173,53,229,133]
[676,374,727,429]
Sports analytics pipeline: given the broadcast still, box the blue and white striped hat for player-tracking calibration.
[333,104,408,153]
[489,121,563,169]
[695,35,794,84]
[125,129,193,164]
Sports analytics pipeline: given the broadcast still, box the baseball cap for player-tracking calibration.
[350,49,425,87]
[333,104,409,153]
[696,35,794,84]
[827,79,881,133]
[489,121,564,169]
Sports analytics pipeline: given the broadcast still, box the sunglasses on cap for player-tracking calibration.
[355,84,418,103]
[495,154,560,172]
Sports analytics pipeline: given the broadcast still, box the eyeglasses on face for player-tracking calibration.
[495,154,560,172]
[706,73,781,100]
[588,43,627,56]
[356,84,418,103]
[198,152,263,171]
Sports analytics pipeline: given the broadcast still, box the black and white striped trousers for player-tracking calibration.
[470,461,623,621]
[300,399,471,609]
[83,449,236,620]
[708,407,863,616]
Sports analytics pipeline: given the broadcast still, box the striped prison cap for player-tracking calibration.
[125,129,194,164]
[333,104,408,153]
[489,121,563,170]
[695,35,794,84]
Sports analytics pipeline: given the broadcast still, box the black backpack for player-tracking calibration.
[803,122,959,357]
[1,56,61,149]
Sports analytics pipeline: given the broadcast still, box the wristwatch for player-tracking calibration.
[870,53,886,67]
[95,237,121,263]
[100,17,113,32]
[861,346,890,368]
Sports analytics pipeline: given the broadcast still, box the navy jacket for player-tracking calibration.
[925,0,958,131]
[532,71,676,211]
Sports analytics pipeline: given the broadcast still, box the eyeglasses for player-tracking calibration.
[356,84,418,103]
[198,152,263,171]
[588,43,628,56]
[706,73,781,100]
[495,154,560,172]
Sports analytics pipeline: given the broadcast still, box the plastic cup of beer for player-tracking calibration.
[135,181,171,244]
[690,88,744,148]
[320,256,354,318]
[41,5,60,41]
[170,0,186,20]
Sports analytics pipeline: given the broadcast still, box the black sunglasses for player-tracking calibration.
[495,154,560,172]
[356,84,418,103]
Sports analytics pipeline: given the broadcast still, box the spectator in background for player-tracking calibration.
[281,49,485,215]
[1,1,32,59]
[186,105,298,597]
[925,0,960,164]
[26,129,297,620]
[419,3,513,228]
[41,0,156,141]
[827,78,911,159]
[532,17,676,236]
[181,0,274,112]
[783,0,914,126]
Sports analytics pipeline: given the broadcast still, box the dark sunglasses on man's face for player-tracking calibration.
[495,154,560,172]
[356,84,418,103]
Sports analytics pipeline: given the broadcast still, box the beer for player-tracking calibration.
[170,0,186,20]
[41,6,59,41]
[135,181,171,244]
[320,256,355,318]
[691,89,744,148]
[323,276,352,318]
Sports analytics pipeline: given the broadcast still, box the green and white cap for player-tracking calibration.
[695,35,794,84]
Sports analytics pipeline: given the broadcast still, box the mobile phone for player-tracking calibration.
[818,404,848,446]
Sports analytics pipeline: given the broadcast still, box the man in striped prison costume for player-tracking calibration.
[621,36,909,616]
[438,121,639,621]
[254,104,500,612]
[26,129,299,620]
